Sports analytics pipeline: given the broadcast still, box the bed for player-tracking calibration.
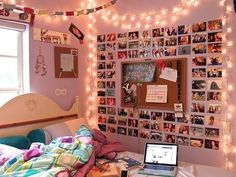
[0,93,236,177]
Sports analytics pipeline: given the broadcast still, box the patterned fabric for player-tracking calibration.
[0,126,93,177]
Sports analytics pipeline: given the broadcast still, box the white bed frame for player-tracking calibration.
[0,93,80,137]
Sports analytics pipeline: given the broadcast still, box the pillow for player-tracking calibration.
[0,136,31,149]
[27,129,46,144]
[0,144,24,165]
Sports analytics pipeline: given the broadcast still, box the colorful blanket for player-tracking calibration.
[0,126,93,177]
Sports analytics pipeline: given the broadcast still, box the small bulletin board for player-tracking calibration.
[121,58,187,111]
[54,46,78,78]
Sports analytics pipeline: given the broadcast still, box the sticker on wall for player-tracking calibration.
[69,23,84,44]
[35,46,47,76]
[33,28,71,45]
[54,88,67,96]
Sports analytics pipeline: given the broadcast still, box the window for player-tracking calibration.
[0,21,29,106]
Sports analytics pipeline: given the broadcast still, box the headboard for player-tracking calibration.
[0,93,80,137]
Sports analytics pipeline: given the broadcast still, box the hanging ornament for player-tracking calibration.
[35,46,47,76]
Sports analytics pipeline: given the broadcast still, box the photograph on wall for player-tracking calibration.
[208,43,222,53]
[107,116,117,124]
[128,31,139,40]
[208,32,222,42]
[164,134,176,143]
[98,106,106,114]
[207,55,222,66]
[151,132,162,141]
[97,44,106,51]
[106,71,116,79]
[97,62,106,70]
[207,68,222,78]
[107,33,116,41]
[97,34,106,42]
[97,81,106,89]
[208,80,223,90]
[97,71,106,79]
[150,121,162,131]
[117,127,127,135]
[117,117,127,126]
[128,119,138,128]
[106,43,115,51]
[118,40,128,50]
[205,115,220,127]
[98,124,106,132]
[107,107,116,115]
[205,128,220,138]
[151,111,163,120]
[140,120,150,129]
[205,139,219,150]
[117,51,128,59]
[190,126,204,137]
[107,97,116,106]
[164,27,177,36]
[118,108,128,116]
[152,48,164,57]
[192,68,206,78]
[106,89,115,97]
[153,38,164,47]
[164,47,176,56]
[141,30,151,39]
[97,97,106,105]
[178,25,190,35]
[163,112,175,122]
[165,37,177,46]
[176,125,189,135]
[97,90,106,96]
[128,50,139,58]
[191,103,205,113]
[97,51,106,60]
[178,35,191,45]
[192,56,207,66]
[128,128,138,137]
[107,81,115,89]
[192,33,207,43]
[178,46,191,55]
[107,61,116,70]
[118,32,128,40]
[208,19,223,31]
[207,92,222,101]
[163,123,175,132]
[152,28,164,37]
[98,115,106,124]
[177,136,189,146]
[192,22,206,33]
[192,44,207,54]
[207,104,221,114]
[139,49,151,58]
[190,115,205,125]
[107,51,115,60]
[176,115,189,124]
[107,125,116,133]
[190,138,204,148]
[140,130,150,139]
[128,108,139,117]
[192,91,206,101]
[128,41,139,49]
[192,80,206,90]
[140,39,151,48]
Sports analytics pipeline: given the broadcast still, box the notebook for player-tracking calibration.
[138,143,178,176]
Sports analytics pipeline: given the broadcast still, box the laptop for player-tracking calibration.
[138,143,178,176]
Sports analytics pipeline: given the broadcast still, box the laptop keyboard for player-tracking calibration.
[144,164,174,171]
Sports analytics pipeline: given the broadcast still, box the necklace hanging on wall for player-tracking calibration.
[35,46,47,76]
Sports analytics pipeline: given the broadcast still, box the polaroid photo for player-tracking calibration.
[107,81,115,89]
[97,62,106,70]
[128,128,138,137]
[192,80,206,90]
[192,33,207,43]
[164,134,176,143]
[97,90,106,96]
[139,49,151,58]
[178,35,191,45]
[117,51,127,59]
[175,112,183,119]
[205,115,220,127]
[107,125,116,133]
[207,103,222,114]
[128,119,138,128]
[208,19,223,31]
[150,121,162,131]
[205,128,220,138]
[117,40,127,50]
[192,68,206,78]
[128,50,139,58]
[207,92,222,101]
[192,44,207,54]
[190,115,205,125]
[97,34,106,43]
[140,39,151,48]
[107,98,116,106]
[152,48,164,57]
[191,103,205,113]
[97,44,106,51]
[174,103,183,112]
[163,112,175,122]
[205,139,219,150]
[151,131,162,141]
[107,51,115,60]
[176,115,189,124]
[117,127,127,135]
[98,115,106,123]
[208,43,222,53]
[151,111,163,120]
[107,116,117,124]
[164,27,177,36]
[190,138,204,148]
[128,31,139,40]
[152,28,164,37]
[207,68,222,78]
[140,120,150,129]
[97,97,106,105]
[97,51,106,60]
[164,47,176,56]
[97,71,106,79]
[107,107,116,115]
[178,46,191,55]
[192,56,206,66]
[117,117,127,126]
[178,25,190,35]
[163,123,175,133]
[208,32,223,43]
[165,37,177,46]
[106,89,115,97]
[106,42,116,51]
[106,61,116,70]
[176,125,189,135]
[207,55,223,66]
[98,106,106,114]
[97,81,106,89]
[192,91,206,101]
[208,80,223,90]
[192,22,206,33]
[190,126,204,136]
[106,71,115,79]
[128,108,138,117]
[98,124,106,132]
[107,33,116,41]
[139,110,151,119]
[153,38,164,47]
[118,32,128,40]
[140,130,150,139]
[141,30,151,39]
[118,108,128,117]
[177,136,189,146]
[128,41,139,49]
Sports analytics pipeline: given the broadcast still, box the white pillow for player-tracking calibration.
[0,144,23,157]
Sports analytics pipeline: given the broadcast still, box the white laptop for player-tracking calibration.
[138,143,178,176]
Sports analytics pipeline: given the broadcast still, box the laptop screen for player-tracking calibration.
[144,143,178,166]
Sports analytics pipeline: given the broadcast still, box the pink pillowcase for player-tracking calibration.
[92,129,107,144]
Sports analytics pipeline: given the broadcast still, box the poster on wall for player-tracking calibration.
[33,28,71,45]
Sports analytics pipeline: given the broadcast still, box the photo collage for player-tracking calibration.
[96,19,223,151]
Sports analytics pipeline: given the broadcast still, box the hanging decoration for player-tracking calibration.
[35,46,47,76]
[69,23,85,44]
